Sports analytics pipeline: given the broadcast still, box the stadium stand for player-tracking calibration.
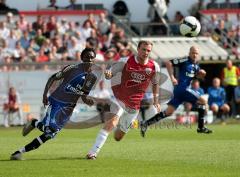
[131,37,229,62]
[200,9,240,58]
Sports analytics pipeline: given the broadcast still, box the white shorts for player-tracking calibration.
[117,109,139,133]
[106,98,139,133]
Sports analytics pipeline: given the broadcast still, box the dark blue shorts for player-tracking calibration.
[168,86,201,109]
[41,97,75,138]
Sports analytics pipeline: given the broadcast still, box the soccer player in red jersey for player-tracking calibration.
[87,40,161,159]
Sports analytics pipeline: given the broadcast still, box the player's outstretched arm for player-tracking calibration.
[165,60,178,85]
[151,63,161,112]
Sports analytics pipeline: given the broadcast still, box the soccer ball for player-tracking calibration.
[179,16,201,37]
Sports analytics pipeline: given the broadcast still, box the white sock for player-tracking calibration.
[19,147,26,153]
[89,129,109,155]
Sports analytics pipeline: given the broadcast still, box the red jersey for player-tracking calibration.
[112,55,160,110]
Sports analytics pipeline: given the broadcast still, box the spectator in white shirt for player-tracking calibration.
[0,21,10,40]
[67,36,84,60]
[80,20,92,41]
[6,29,17,49]
[97,13,111,35]
[5,12,15,30]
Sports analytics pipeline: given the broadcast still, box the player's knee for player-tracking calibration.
[198,97,207,105]
[210,104,218,113]
[103,118,118,131]
[103,122,115,132]
[165,105,176,116]
[222,104,230,113]
[114,129,125,141]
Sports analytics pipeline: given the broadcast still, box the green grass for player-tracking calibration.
[1,124,240,177]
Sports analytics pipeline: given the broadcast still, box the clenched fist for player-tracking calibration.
[105,70,113,80]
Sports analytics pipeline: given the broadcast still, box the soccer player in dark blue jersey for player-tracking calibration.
[140,46,213,137]
[10,48,102,160]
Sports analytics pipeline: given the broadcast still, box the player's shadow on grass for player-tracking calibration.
[31,156,88,161]
[0,156,88,161]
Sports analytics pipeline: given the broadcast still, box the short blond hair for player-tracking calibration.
[137,40,153,49]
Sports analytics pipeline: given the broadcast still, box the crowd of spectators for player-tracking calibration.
[0,0,239,65]
[201,13,240,56]
[186,0,240,56]
[206,0,239,9]
[0,10,132,71]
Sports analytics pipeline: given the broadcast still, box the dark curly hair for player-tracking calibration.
[81,48,96,62]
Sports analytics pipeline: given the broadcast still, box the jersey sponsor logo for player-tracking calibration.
[66,84,84,95]
[76,83,83,89]
[131,72,146,83]
[64,73,86,95]
[185,72,195,77]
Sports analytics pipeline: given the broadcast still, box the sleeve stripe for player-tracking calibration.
[153,61,160,72]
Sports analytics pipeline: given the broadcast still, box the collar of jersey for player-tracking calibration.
[135,56,149,66]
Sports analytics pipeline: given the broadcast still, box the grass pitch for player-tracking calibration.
[0,124,240,177]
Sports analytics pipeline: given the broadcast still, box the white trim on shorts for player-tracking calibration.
[186,86,201,99]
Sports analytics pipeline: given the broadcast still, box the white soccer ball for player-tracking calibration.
[179,16,201,37]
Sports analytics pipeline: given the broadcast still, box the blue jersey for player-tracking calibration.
[171,57,200,89]
[41,63,102,138]
[168,57,201,109]
[207,86,226,107]
[51,63,101,104]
